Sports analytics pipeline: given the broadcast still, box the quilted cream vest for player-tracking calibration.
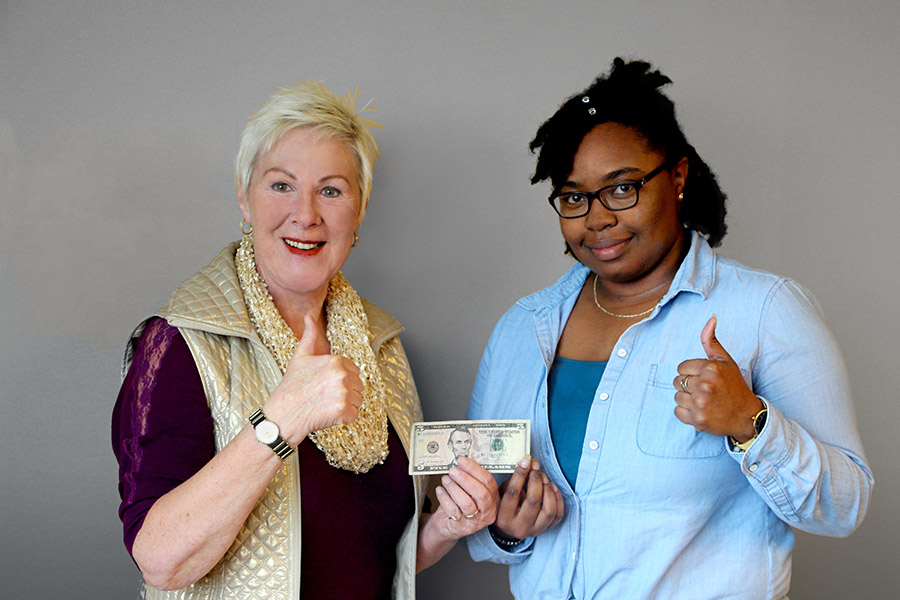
[126,242,426,599]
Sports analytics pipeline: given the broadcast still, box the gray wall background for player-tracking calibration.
[2,1,898,597]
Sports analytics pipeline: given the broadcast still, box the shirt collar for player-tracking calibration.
[663,230,716,305]
[517,230,716,315]
[516,262,588,316]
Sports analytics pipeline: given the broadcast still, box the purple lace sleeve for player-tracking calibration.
[111,318,215,558]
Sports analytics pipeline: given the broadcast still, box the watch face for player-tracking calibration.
[256,420,280,445]
[754,410,768,435]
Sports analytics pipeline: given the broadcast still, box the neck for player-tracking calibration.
[269,289,327,337]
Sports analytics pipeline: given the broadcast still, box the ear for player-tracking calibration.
[672,156,689,198]
[237,186,252,222]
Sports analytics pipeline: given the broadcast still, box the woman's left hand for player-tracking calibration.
[674,315,764,442]
[432,456,499,538]
[493,456,565,541]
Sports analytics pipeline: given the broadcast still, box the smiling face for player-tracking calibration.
[559,122,688,286]
[238,127,361,312]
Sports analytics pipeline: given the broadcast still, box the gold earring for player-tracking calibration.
[240,219,253,235]
[678,192,684,201]
[351,232,359,248]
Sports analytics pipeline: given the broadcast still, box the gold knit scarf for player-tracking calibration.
[235,235,388,473]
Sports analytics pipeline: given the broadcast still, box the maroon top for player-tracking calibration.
[112,318,415,599]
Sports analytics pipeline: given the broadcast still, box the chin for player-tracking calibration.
[266,268,335,300]
[587,261,642,284]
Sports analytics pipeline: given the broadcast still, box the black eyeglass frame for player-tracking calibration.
[548,159,674,218]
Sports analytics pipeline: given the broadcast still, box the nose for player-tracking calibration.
[291,191,322,227]
[583,197,617,231]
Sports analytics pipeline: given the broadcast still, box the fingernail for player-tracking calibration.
[542,473,550,484]
[435,486,444,495]
[531,460,541,471]
[449,467,460,477]
[441,475,450,486]
[519,455,531,469]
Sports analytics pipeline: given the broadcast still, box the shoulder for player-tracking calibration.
[713,252,786,287]
[122,317,182,380]
[488,263,587,332]
[711,253,822,315]
[361,297,404,355]
[126,317,183,371]
[515,262,589,313]
[123,243,254,377]
[682,235,794,306]
[157,242,252,337]
[478,263,587,355]
[695,251,830,360]
[119,317,202,401]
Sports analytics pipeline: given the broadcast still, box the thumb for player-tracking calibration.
[700,314,734,362]
[294,314,326,357]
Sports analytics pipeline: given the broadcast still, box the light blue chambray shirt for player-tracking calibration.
[466,233,872,600]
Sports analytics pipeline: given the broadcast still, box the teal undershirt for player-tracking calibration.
[547,357,607,488]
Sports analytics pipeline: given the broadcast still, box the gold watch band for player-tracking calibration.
[730,407,768,452]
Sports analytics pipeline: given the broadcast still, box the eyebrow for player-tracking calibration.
[263,168,352,186]
[560,166,643,190]
[319,174,352,186]
[264,167,296,179]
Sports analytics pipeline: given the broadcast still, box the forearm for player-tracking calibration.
[415,511,459,573]
[132,425,285,589]
[745,280,873,536]
[738,405,873,536]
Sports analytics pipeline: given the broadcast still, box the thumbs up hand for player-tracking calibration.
[294,312,331,357]
[264,314,364,447]
[674,315,764,442]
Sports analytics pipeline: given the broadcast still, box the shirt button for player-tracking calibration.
[588,440,599,450]
[598,392,609,401]
[617,348,628,358]
[748,463,759,472]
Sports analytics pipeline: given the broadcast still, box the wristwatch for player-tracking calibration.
[248,408,294,460]
[730,406,768,452]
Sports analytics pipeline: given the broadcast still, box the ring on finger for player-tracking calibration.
[680,374,692,393]
[448,514,460,521]
[464,509,480,519]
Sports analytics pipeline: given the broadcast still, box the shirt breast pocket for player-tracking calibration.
[636,363,727,459]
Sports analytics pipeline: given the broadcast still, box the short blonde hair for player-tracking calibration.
[234,80,381,219]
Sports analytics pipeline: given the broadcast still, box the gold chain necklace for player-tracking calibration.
[235,235,388,473]
[592,274,660,319]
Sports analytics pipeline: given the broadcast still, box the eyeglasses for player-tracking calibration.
[548,160,671,218]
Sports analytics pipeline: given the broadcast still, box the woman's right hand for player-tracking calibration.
[264,314,364,446]
[415,456,500,572]
[493,456,565,541]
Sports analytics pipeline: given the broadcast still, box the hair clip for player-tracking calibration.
[581,95,596,115]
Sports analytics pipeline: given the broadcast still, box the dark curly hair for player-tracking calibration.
[530,57,727,247]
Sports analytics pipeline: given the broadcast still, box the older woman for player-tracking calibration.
[112,81,498,599]
[465,58,873,599]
